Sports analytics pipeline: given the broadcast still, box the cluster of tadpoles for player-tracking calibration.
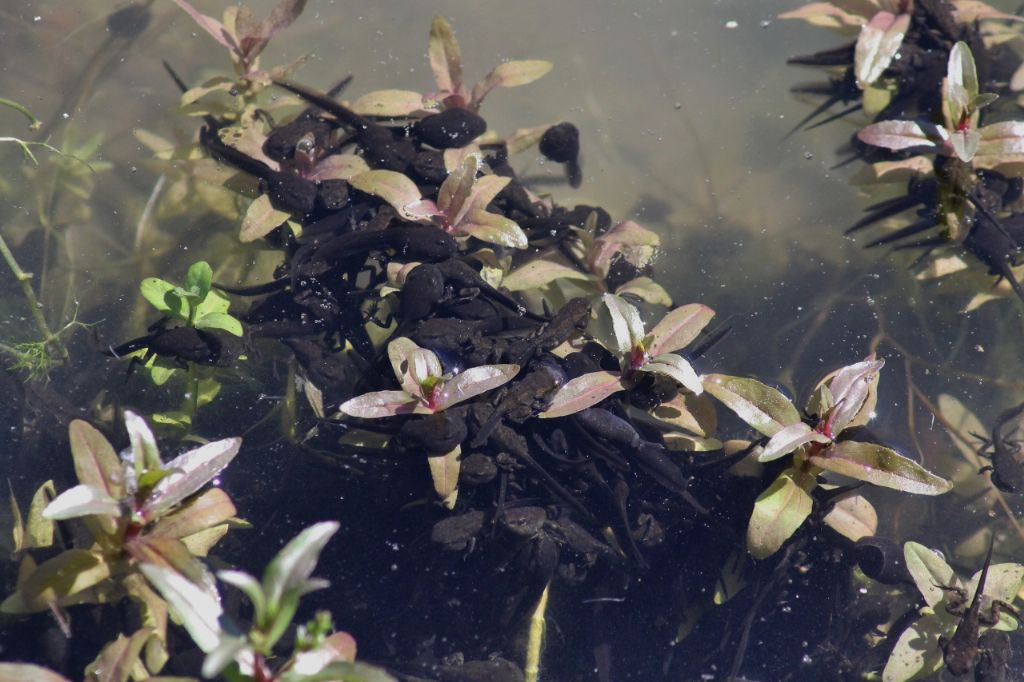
[787,0,1024,304]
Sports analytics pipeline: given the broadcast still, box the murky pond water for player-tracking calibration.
[2,1,1024,680]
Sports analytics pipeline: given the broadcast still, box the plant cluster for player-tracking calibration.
[783,0,1024,310]
[6,1,1024,680]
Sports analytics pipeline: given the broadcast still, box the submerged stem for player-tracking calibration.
[0,234,68,364]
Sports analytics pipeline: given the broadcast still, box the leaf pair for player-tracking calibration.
[541,295,713,418]
[140,261,243,337]
[340,338,519,418]
[349,153,528,249]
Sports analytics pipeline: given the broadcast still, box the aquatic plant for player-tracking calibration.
[703,357,951,558]
[882,540,1023,682]
[351,15,552,116]
[142,521,393,682]
[3,412,241,673]
[541,294,712,417]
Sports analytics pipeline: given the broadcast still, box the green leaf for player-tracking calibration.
[85,628,154,682]
[125,410,163,474]
[702,374,800,437]
[262,521,339,625]
[3,549,112,614]
[614,277,672,306]
[217,569,267,626]
[904,541,956,608]
[946,41,978,122]
[427,446,461,509]
[185,262,213,300]
[141,278,188,319]
[148,488,237,542]
[949,128,980,163]
[278,661,398,682]
[539,371,626,418]
[602,293,645,355]
[746,469,814,560]
[809,441,952,495]
[882,616,945,682]
[195,312,243,337]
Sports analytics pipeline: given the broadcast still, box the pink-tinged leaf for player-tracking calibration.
[349,170,429,222]
[588,220,661,278]
[42,484,120,521]
[747,469,814,560]
[405,199,444,222]
[240,194,291,242]
[602,293,645,355]
[437,153,480,219]
[351,89,426,117]
[977,121,1024,157]
[642,353,703,395]
[308,153,369,181]
[946,41,978,120]
[458,174,510,224]
[822,492,877,542]
[615,277,673,306]
[503,256,594,291]
[429,16,464,96]
[857,120,937,151]
[825,356,884,436]
[646,303,715,357]
[388,337,422,396]
[244,0,308,60]
[68,420,123,506]
[539,371,627,418]
[651,393,717,436]
[290,631,359,675]
[848,156,934,184]
[759,422,830,462]
[953,1,1024,24]
[1012,62,1024,92]
[339,390,420,418]
[458,210,529,249]
[777,3,873,30]
[0,664,72,682]
[809,441,952,495]
[84,627,154,682]
[854,12,909,88]
[180,76,235,107]
[148,488,237,541]
[143,438,242,520]
[427,446,461,509]
[471,60,552,108]
[436,364,520,411]
[169,0,241,55]
[702,374,801,437]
